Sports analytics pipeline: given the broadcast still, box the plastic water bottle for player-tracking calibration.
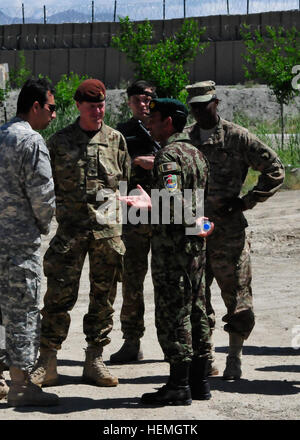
[200,219,212,233]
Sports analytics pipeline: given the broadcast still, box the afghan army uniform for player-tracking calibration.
[184,107,285,378]
[151,135,211,363]
[140,98,212,405]
[0,117,58,405]
[110,117,155,363]
[31,117,130,387]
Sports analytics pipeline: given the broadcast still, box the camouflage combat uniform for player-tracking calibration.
[151,134,211,364]
[116,118,155,341]
[0,117,55,370]
[184,118,285,338]
[40,118,130,350]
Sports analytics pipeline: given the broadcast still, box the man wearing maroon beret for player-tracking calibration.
[31,79,131,388]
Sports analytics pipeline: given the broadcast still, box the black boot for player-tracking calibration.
[110,340,143,364]
[141,362,192,406]
[189,357,211,400]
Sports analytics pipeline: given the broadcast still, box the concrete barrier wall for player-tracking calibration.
[0,10,299,86]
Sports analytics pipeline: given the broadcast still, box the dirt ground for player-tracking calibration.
[0,189,299,426]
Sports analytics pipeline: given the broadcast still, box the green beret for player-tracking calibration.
[149,98,188,117]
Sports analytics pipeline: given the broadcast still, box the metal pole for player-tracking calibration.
[247,0,249,14]
[183,0,186,18]
[227,0,230,14]
[114,0,117,22]
[92,1,94,23]
[43,5,46,24]
[22,3,25,24]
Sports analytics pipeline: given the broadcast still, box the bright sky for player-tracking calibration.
[0,0,298,20]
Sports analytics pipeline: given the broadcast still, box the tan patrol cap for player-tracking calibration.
[186,80,216,104]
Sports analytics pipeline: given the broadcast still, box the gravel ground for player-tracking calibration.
[1,85,300,125]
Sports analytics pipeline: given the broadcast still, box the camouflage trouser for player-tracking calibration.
[120,224,152,340]
[206,228,255,339]
[40,229,125,350]
[151,232,211,364]
[0,246,41,371]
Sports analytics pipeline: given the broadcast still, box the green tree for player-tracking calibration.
[111,17,209,102]
[54,72,90,111]
[9,51,32,88]
[240,24,300,149]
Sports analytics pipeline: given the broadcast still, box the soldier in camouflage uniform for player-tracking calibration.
[184,81,285,380]
[0,78,58,406]
[31,79,130,388]
[120,98,214,406]
[110,80,158,364]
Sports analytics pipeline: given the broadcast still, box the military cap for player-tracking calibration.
[186,80,216,104]
[127,80,157,98]
[74,79,106,103]
[149,98,188,117]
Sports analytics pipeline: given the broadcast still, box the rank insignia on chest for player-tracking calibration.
[159,162,178,173]
[164,174,178,192]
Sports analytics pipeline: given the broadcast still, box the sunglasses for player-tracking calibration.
[45,103,56,113]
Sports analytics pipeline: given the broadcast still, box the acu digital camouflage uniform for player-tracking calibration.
[183,117,285,339]
[151,134,211,364]
[39,118,130,351]
[0,117,55,371]
[115,117,155,342]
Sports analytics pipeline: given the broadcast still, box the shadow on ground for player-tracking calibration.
[216,346,300,356]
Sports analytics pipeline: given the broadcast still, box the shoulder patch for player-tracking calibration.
[164,174,178,192]
[159,162,178,173]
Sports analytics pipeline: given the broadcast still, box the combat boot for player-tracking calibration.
[189,357,211,400]
[222,332,244,380]
[82,345,118,387]
[141,362,192,406]
[207,344,219,376]
[7,366,59,407]
[30,348,58,387]
[110,339,143,364]
[0,362,9,400]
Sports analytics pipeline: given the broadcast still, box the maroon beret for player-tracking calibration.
[74,79,106,103]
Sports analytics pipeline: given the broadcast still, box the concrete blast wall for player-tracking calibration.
[0,10,299,86]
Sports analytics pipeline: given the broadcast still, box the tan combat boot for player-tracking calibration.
[30,348,58,387]
[0,362,9,400]
[222,333,244,380]
[7,366,59,407]
[207,344,219,376]
[82,345,118,387]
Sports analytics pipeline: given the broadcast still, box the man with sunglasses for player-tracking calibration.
[31,79,130,389]
[110,80,158,364]
[183,81,285,380]
[0,78,58,406]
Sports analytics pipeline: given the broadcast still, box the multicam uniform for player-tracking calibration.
[40,118,130,350]
[151,134,211,364]
[116,118,155,341]
[0,117,55,370]
[184,118,285,338]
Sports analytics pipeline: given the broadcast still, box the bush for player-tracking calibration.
[9,51,32,89]
[54,72,90,111]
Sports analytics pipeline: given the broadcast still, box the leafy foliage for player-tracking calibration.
[240,25,300,148]
[241,25,300,105]
[112,17,209,101]
[9,51,32,88]
[54,72,90,111]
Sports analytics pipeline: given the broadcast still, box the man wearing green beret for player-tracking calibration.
[184,80,285,380]
[119,98,214,405]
